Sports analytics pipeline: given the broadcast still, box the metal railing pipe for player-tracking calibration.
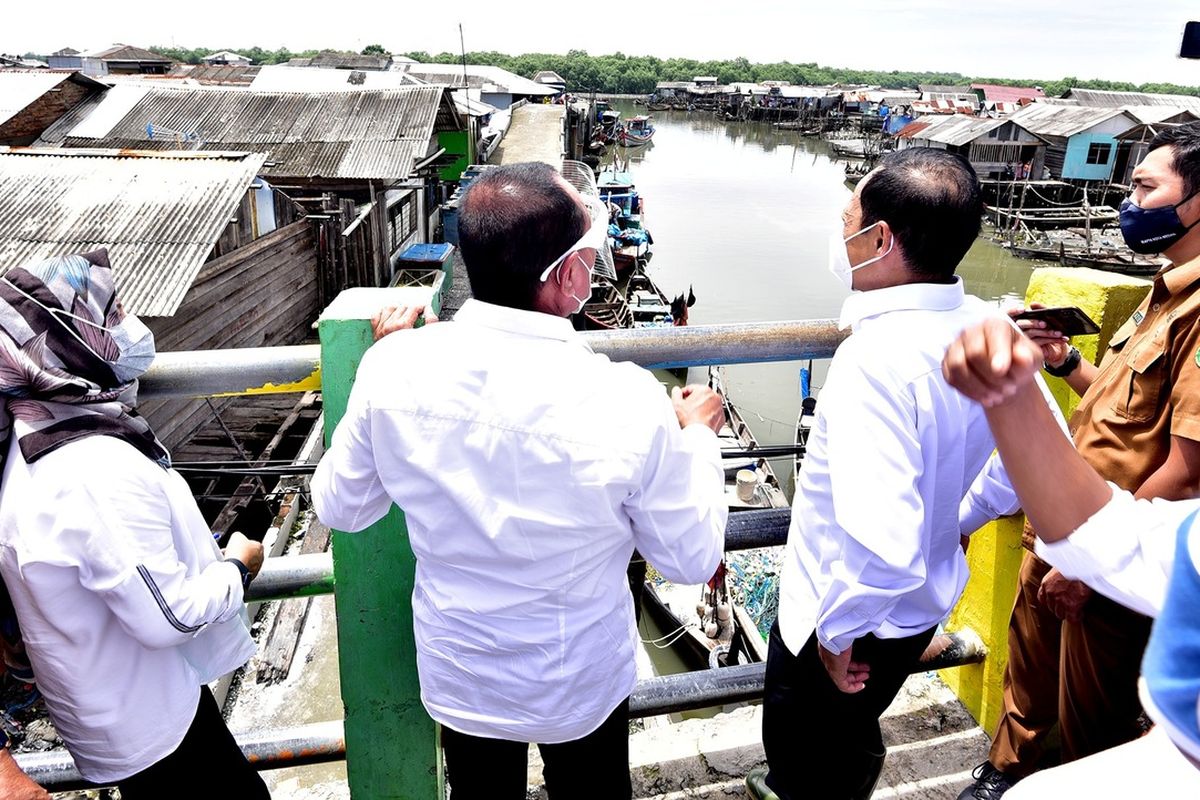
[246,552,337,602]
[246,510,795,602]
[15,720,345,792]
[140,345,322,400]
[16,630,984,792]
[247,510,793,602]
[584,319,844,369]
[627,629,986,719]
[138,321,843,400]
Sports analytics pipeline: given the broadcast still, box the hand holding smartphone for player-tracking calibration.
[1011,306,1100,337]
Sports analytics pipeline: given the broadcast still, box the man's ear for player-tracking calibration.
[874,220,894,254]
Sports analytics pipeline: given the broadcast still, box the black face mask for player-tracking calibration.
[1119,190,1200,255]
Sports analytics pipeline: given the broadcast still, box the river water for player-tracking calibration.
[606,102,1037,494]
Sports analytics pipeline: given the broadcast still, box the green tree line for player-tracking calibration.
[131,46,1199,98]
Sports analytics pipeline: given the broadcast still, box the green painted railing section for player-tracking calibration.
[319,290,443,800]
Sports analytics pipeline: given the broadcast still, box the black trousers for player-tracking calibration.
[761,622,936,800]
[117,686,270,799]
[441,697,632,800]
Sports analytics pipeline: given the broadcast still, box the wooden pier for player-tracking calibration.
[489,102,566,169]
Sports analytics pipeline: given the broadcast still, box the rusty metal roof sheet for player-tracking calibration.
[59,85,457,181]
[902,114,1040,147]
[0,147,266,317]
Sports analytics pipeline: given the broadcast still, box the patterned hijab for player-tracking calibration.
[0,249,168,474]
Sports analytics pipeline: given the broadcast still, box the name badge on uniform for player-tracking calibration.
[1132,310,1145,326]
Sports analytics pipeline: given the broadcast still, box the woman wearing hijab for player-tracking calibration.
[0,250,268,798]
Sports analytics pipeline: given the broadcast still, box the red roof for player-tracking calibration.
[895,120,933,139]
[970,83,1045,103]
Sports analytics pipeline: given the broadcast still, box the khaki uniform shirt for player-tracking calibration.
[1024,254,1200,549]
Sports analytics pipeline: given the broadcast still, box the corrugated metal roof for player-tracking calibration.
[1008,104,1137,138]
[902,114,1035,147]
[169,63,261,86]
[970,84,1045,103]
[395,64,555,96]
[59,85,456,181]
[1122,105,1200,125]
[0,147,266,317]
[1063,88,1200,111]
[919,84,971,95]
[896,119,935,139]
[249,64,425,92]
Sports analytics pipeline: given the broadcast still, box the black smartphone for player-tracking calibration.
[1182,21,1200,59]
[1012,306,1101,337]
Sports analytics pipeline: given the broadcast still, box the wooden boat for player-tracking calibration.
[598,166,652,273]
[579,280,633,330]
[625,268,672,326]
[1007,242,1062,261]
[1060,249,1163,275]
[707,366,789,512]
[640,579,768,671]
[619,116,656,147]
[987,204,1119,230]
[828,138,869,158]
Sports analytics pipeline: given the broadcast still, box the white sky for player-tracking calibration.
[4,0,1198,87]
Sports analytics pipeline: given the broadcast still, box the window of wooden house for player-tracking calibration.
[387,193,418,251]
[1086,142,1112,164]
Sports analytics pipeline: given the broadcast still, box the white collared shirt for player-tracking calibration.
[778,279,1006,655]
[0,436,254,782]
[311,299,726,743]
[1035,485,1194,619]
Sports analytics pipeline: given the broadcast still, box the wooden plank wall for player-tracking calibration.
[140,220,321,450]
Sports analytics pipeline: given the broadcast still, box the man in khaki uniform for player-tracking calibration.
[959,121,1200,798]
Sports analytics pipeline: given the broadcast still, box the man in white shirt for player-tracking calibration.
[942,317,1200,797]
[310,162,729,799]
[749,149,1017,800]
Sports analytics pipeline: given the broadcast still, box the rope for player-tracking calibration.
[641,622,698,649]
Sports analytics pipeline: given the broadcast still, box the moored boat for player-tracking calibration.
[579,280,633,330]
[619,115,656,147]
[641,575,768,671]
[706,366,789,512]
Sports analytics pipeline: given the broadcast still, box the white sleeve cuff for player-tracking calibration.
[1034,483,1132,581]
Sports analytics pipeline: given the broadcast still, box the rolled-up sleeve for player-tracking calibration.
[959,375,1068,536]
[625,399,727,585]
[1035,485,1190,618]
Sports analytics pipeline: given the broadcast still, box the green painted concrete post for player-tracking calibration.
[318,287,443,800]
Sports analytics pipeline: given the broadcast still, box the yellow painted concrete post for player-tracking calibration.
[941,266,1151,733]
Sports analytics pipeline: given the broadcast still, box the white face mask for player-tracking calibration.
[560,253,593,314]
[827,221,895,290]
[108,313,156,382]
[0,278,156,382]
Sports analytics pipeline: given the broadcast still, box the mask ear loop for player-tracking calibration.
[0,277,111,361]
